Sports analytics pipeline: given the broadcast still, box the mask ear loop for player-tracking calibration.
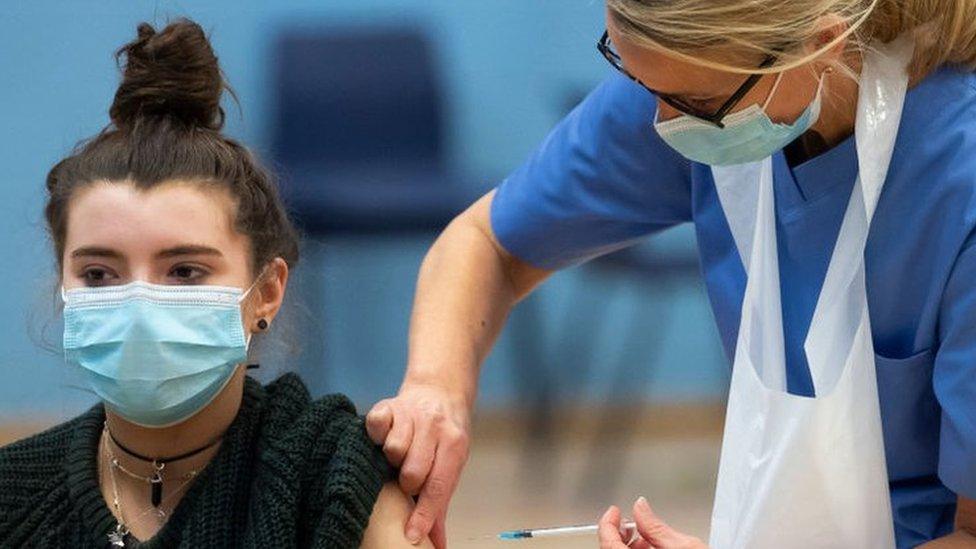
[237,266,269,304]
[239,266,271,361]
[762,66,830,112]
[761,71,787,111]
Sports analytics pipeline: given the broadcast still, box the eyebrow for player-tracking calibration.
[70,246,122,259]
[69,245,224,260]
[155,245,224,259]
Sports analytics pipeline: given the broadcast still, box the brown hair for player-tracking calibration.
[44,18,299,276]
[607,0,976,83]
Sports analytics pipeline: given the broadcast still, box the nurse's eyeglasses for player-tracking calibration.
[597,31,777,129]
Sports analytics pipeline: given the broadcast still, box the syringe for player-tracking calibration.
[498,520,637,541]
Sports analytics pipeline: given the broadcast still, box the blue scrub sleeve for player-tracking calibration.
[935,229,976,500]
[490,73,693,271]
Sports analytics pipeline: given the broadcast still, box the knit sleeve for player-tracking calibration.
[0,416,80,545]
[303,411,394,549]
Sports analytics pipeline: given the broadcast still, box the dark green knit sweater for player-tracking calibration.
[0,374,393,548]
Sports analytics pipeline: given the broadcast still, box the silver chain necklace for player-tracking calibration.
[100,434,200,547]
[102,422,220,508]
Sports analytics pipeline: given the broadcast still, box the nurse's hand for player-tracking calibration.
[598,497,708,549]
[366,381,471,548]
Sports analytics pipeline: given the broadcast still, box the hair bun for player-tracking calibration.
[110,19,226,131]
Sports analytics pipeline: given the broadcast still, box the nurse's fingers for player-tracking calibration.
[383,413,414,468]
[406,443,464,545]
[631,497,706,549]
[429,514,448,549]
[399,418,437,495]
[366,400,394,444]
[599,506,642,549]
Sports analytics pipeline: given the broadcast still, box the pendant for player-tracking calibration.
[108,522,128,547]
[150,474,163,507]
[150,461,164,508]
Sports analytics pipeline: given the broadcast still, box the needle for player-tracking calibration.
[499,520,637,540]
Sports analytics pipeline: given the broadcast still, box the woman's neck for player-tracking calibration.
[103,367,246,477]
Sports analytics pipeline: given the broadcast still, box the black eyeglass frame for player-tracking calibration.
[597,31,777,128]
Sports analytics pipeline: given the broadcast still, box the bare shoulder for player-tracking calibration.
[360,484,435,549]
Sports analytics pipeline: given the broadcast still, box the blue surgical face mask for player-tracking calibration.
[654,71,826,166]
[62,280,256,428]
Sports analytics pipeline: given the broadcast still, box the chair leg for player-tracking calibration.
[509,293,558,494]
[577,278,673,504]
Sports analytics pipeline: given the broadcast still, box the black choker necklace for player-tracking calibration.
[104,424,222,507]
[107,429,222,463]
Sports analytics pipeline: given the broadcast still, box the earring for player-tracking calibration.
[257,319,269,331]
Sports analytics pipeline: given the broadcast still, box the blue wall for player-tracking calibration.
[0,1,728,420]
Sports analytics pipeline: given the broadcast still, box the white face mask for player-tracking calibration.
[654,70,827,166]
[62,280,258,428]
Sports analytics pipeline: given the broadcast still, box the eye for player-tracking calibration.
[81,266,119,287]
[167,264,209,284]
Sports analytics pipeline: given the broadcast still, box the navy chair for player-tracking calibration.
[269,27,487,392]
[271,27,484,235]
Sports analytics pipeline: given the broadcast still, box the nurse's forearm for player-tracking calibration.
[374,191,551,544]
[403,191,550,405]
[403,222,507,404]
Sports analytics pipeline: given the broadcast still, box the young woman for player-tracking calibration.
[367,0,976,547]
[0,19,432,549]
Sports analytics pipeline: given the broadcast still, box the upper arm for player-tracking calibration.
[459,189,553,301]
[360,484,435,549]
[296,406,397,549]
[489,73,693,271]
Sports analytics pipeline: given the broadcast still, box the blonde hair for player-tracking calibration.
[606,0,976,82]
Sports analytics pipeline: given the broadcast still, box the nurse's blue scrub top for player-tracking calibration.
[491,67,976,547]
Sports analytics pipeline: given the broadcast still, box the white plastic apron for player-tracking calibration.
[708,36,914,549]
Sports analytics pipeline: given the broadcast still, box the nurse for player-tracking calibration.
[366,0,976,547]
